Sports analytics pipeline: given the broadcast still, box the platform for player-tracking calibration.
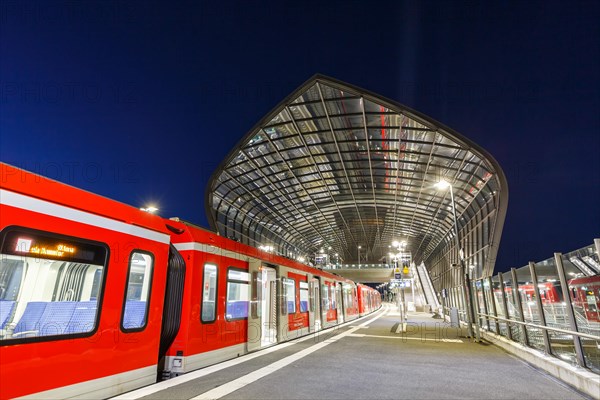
[112,304,590,400]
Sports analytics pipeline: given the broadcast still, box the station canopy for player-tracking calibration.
[206,75,508,278]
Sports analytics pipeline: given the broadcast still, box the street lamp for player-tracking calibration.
[140,205,158,213]
[357,245,362,263]
[435,179,476,339]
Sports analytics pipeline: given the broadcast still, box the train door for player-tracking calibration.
[309,276,321,332]
[248,260,277,352]
[337,283,344,323]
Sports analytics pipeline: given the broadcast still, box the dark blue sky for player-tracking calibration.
[1,1,598,272]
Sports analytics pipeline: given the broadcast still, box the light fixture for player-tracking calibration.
[434,179,451,190]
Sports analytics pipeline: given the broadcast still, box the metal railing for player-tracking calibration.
[440,240,600,374]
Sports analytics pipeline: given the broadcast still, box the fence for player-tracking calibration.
[441,240,600,373]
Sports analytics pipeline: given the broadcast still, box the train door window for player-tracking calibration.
[309,280,317,312]
[283,278,296,314]
[331,284,337,310]
[585,290,597,312]
[226,268,249,321]
[201,263,218,323]
[0,228,107,342]
[121,251,153,331]
[321,283,329,311]
[299,281,309,312]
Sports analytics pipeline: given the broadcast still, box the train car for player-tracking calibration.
[489,277,600,324]
[357,283,381,316]
[517,282,561,304]
[0,162,382,398]
[569,275,600,323]
[0,163,184,399]
[161,219,364,377]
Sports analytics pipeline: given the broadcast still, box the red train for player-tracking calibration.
[0,163,381,399]
[491,277,600,323]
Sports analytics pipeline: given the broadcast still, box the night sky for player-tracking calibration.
[1,1,598,273]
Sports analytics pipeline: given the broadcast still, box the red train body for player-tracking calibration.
[0,163,381,399]
[491,277,600,323]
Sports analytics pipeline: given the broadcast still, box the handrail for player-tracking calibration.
[477,312,600,341]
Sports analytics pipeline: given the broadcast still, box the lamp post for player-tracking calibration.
[435,179,477,340]
[357,245,362,264]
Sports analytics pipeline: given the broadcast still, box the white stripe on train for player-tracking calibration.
[1,189,170,244]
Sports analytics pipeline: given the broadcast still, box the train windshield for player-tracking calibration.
[0,229,107,342]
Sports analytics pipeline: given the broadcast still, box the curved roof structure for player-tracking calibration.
[206,75,508,282]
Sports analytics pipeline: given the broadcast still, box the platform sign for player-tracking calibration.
[394,267,402,280]
[403,265,410,274]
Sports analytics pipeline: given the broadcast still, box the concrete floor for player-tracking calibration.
[120,303,591,400]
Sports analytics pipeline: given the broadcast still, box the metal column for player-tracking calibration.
[554,253,586,368]
[479,279,491,331]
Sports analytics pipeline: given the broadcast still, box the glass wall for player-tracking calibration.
[473,242,600,373]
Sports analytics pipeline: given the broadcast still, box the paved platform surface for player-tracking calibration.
[114,303,592,400]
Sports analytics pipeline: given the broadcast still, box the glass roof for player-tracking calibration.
[206,75,508,273]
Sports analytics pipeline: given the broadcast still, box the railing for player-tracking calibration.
[440,240,600,374]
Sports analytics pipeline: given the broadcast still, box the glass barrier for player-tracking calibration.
[465,242,599,373]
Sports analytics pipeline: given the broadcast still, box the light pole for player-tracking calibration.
[140,205,158,213]
[357,245,362,264]
[435,179,477,340]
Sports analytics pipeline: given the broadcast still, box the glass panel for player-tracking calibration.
[123,251,153,330]
[474,280,486,327]
[492,275,509,337]
[284,278,296,314]
[321,283,329,311]
[0,229,106,341]
[226,269,249,320]
[503,275,521,341]
[332,285,338,310]
[515,266,538,348]
[534,258,577,364]
[483,279,497,333]
[568,274,600,372]
[300,281,309,312]
[201,264,217,322]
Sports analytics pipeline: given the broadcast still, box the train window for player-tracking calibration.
[201,263,218,323]
[299,281,309,312]
[283,278,296,314]
[321,283,329,311]
[585,290,598,312]
[331,285,337,310]
[309,280,317,312]
[226,268,249,321]
[0,228,107,342]
[121,251,153,331]
[347,287,354,309]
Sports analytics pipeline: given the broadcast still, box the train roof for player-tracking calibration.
[0,162,169,236]
[167,217,355,283]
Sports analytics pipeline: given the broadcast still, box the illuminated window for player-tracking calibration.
[299,281,309,312]
[122,251,153,331]
[0,228,107,342]
[226,268,249,320]
[321,283,329,311]
[283,278,296,314]
[201,264,218,322]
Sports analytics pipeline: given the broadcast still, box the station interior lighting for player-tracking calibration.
[259,245,274,252]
